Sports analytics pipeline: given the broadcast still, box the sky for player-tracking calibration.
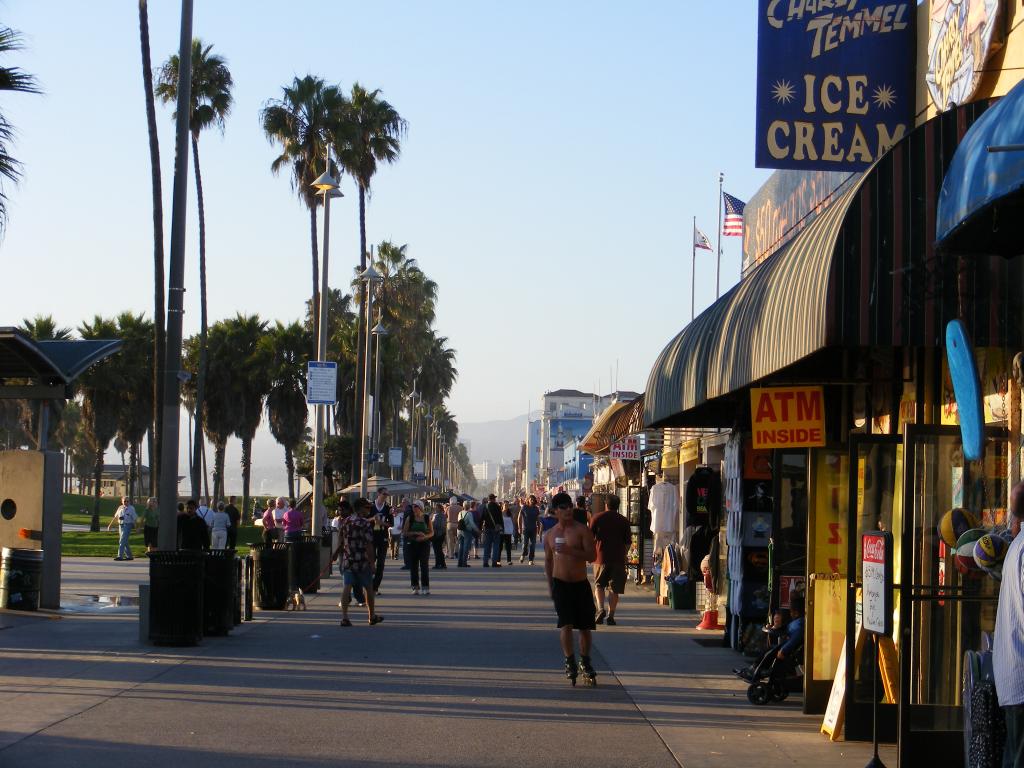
[0,2,771,470]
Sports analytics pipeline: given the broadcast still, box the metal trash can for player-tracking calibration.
[148,550,203,645]
[251,543,289,609]
[203,549,235,636]
[232,555,243,626]
[289,536,321,594]
[0,548,43,611]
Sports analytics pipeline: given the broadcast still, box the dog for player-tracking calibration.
[285,588,306,611]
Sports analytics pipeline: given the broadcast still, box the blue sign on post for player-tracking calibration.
[306,361,338,405]
[755,1,914,172]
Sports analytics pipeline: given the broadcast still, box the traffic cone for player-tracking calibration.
[696,609,719,631]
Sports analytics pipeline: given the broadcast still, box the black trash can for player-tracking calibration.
[232,555,243,626]
[289,536,321,594]
[251,543,289,609]
[203,549,235,636]
[0,548,43,611]
[148,550,203,646]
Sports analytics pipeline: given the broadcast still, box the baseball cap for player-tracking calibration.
[411,499,425,510]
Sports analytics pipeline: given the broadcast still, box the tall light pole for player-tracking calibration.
[406,383,417,482]
[358,265,383,497]
[370,315,388,477]
[309,164,341,534]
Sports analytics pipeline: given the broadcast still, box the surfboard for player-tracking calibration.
[946,319,984,461]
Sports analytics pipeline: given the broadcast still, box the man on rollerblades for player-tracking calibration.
[544,491,598,686]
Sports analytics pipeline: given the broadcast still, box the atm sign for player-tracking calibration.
[750,386,825,450]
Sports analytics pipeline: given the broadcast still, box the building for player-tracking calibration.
[472,461,497,483]
[538,389,597,489]
[525,418,542,493]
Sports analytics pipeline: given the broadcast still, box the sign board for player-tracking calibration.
[750,386,826,449]
[306,361,337,405]
[861,531,893,635]
[755,0,914,172]
[609,436,640,460]
[388,448,403,468]
[779,575,806,609]
[679,439,700,464]
[431,468,440,480]
[413,460,424,478]
[926,0,1002,111]
[821,626,866,741]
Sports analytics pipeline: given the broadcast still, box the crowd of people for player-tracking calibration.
[107,495,244,559]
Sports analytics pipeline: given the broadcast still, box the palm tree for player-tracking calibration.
[138,0,165,495]
[18,315,73,449]
[156,38,234,502]
[21,315,72,340]
[333,85,407,482]
[224,314,270,517]
[264,321,311,499]
[113,312,154,501]
[260,76,347,346]
[79,316,123,531]
[186,321,237,502]
[0,25,38,234]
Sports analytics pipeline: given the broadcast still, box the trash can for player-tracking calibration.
[232,555,243,626]
[0,548,43,611]
[321,529,334,578]
[148,550,203,645]
[289,536,321,594]
[203,549,235,636]
[251,543,289,610]
[670,577,696,610]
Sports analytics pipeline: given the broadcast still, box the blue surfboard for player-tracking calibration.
[946,319,984,461]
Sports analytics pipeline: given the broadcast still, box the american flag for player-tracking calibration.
[694,227,713,251]
[722,192,746,236]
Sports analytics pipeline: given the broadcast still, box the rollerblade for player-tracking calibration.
[578,655,597,687]
[564,655,578,686]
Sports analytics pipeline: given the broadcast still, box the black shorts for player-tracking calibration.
[143,526,158,547]
[551,577,596,630]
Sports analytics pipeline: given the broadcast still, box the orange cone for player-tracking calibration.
[696,609,719,631]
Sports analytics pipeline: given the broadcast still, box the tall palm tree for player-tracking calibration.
[224,314,270,517]
[138,0,164,495]
[113,312,154,501]
[333,85,406,482]
[264,321,311,500]
[186,321,237,502]
[156,38,234,502]
[0,25,38,234]
[260,75,346,346]
[79,316,123,531]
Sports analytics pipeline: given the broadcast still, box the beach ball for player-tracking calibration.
[938,508,980,548]
[974,533,1009,570]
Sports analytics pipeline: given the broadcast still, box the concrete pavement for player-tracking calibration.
[0,554,894,767]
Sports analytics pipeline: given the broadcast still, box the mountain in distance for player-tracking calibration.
[459,412,539,464]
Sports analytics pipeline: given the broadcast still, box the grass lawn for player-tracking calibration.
[60,494,262,557]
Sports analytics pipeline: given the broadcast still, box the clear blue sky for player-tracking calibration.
[2,1,769,427]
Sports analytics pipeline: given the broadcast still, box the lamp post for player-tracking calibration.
[309,165,341,534]
[406,383,417,482]
[358,265,383,497]
[370,315,388,477]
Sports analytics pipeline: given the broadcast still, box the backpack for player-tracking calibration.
[457,514,467,532]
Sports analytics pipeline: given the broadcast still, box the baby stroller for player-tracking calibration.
[734,637,804,705]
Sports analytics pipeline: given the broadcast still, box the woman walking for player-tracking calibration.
[431,502,448,569]
[501,501,515,566]
[210,501,231,550]
[403,500,433,594]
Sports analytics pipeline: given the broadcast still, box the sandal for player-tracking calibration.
[369,615,383,626]
[340,618,352,627]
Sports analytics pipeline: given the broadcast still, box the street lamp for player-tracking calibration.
[370,316,388,477]
[358,265,383,497]
[310,164,341,534]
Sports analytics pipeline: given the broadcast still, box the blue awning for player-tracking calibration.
[937,79,1024,256]
[0,327,121,385]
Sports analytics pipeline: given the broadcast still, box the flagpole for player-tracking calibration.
[716,171,724,299]
[691,216,696,321]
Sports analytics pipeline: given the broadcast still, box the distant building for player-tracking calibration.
[539,389,596,490]
[525,418,542,493]
[473,460,497,482]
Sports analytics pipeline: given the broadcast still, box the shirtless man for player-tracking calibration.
[544,491,598,686]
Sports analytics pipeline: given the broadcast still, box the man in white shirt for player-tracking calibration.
[106,496,138,561]
[995,482,1024,767]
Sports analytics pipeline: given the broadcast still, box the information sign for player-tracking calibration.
[609,436,640,460]
[306,361,337,405]
[388,448,403,468]
[750,386,826,449]
[861,531,893,635]
[414,460,424,478]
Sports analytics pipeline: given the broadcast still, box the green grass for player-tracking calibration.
[60,493,263,557]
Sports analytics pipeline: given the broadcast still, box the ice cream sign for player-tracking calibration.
[750,386,826,449]
[926,0,1002,111]
[755,1,914,171]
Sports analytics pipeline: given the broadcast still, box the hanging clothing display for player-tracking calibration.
[685,466,722,528]
[648,479,679,533]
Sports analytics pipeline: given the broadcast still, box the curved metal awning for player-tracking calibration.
[937,78,1024,257]
[0,327,122,387]
[644,182,860,429]
[579,396,644,455]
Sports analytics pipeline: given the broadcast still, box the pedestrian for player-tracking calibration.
[261,501,278,544]
[389,502,404,560]
[224,495,241,549]
[282,502,304,543]
[481,494,503,568]
[430,502,448,569]
[501,501,515,565]
[177,499,209,551]
[446,497,460,559]
[400,497,413,570]
[273,497,288,530]
[996,481,1024,766]
[539,505,558,545]
[519,494,541,564]
[196,498,213,529]
[210,501,231,550]
[471,501,484,559]
[403,499,432,594]
[371,489,393,594]
[590,494,631,626]
[544,491,598,686]
[574,496,589,525]
[141,496,159,553]
[338,498,382,627]
[456,502,477,567]
[106,496,138,561]
[259,498,273,524]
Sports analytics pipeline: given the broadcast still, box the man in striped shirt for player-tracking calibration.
[995,482,1024,767]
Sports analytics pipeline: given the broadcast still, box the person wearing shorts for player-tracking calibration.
[590,494,632,626]
[338,498,382,627]
[544,492,597,676]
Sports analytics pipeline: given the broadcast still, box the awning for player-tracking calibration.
[579,396,644,455]
[0,327,122,386]
[937,79,1024,257]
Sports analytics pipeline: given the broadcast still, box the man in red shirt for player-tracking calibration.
[590,495,632,626]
